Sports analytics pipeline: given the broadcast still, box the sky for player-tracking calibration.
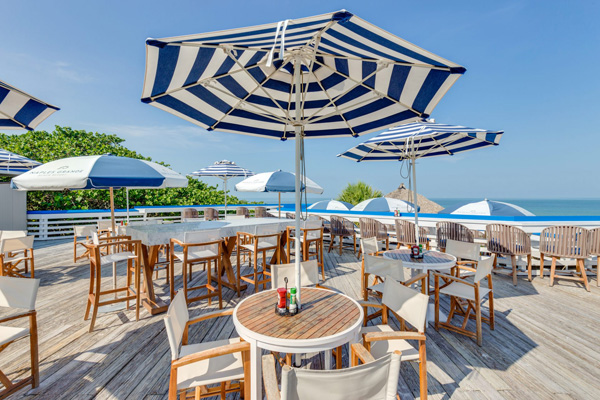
[1,0,599,202]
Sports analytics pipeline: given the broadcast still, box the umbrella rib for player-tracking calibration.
[309,58,424,119]
[311,52,459,72]
[0,109,27,129]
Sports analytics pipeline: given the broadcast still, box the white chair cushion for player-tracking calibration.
[360,325,419,362]
[439,281,491,301]
[100,252,137,264]
[174,249,219,261]
[240,241,278,251]
[0,325,29,346]
[177,337,244,389]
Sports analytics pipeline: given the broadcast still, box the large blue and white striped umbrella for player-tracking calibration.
[0,149,41,176]
[339,120,503,244]
[338,120,503,161]
[190,160,253,211]
[0,80,59,131]
[141,10,464,339]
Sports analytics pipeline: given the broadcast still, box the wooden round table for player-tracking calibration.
[383,249,456,271]
[233,287,363,400]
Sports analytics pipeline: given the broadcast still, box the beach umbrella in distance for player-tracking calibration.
[235,170,323,218]
[11,154,188,233]
[441,199,535,217]
[352,197,418,213]
[0,149,41,176]
[0,79,59,131]
[339,119,503,244]
[308,200,353,211]
[190,160,253,213]
[141,10,465,319]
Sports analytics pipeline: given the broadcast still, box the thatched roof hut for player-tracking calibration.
[385,183,443,214]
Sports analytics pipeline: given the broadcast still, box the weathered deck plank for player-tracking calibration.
[0,239,599,399]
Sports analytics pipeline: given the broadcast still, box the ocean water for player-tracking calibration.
[430,198,600,217]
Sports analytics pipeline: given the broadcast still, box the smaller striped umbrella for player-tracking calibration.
[235,170,323,218]
[352,197,418,213]
[0,149,41,176]
[308,200,353,211]
[190,160,253,212]
[0,80,59,131]
[441,199,534,217]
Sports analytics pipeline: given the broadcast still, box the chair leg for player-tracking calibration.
[527,254,533,282]
[30,313,39,388]
[135,259,140,321]
[335,346,342,369]
[89,265,102,332]
[578,259,590,292]
[539,253,545,279]
[418,341,427,400]
[511,255,517,286]
[84,262,95,321]
[253,252,258,293]
[488,292,495,330]
[217,258,223,309]
[475,300,483,346]
[339,235,343,256]
[207,260,212,306]
[550,257,557,287]
[328,236,335,253]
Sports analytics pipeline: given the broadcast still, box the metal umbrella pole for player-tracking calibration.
[293,56,303,310]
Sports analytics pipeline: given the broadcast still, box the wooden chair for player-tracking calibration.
[237,224,281,293]
[286,213,295,219]
[262,345,401,400]
[328,216,357,256]
[254,206,268,218]
[84,236,142,332]
[164,292,250,400]
[359,278,429,400]
[486,224,532,285]
[434,256,495,346]
[203,207,219,221]
[0,276,40,399]
[436,221,474,252]
[286,220,325,280]
[236,207,250,218]
[0,236,35,278]
[539,226,590,292]
[394,219,429,250]
[588,228,599,286]
[170,230,223,307]
[97,220,114,238]
[73,225,96,262]
[181,208,200,220]
[359,217,389,258]
[308,215,330,237]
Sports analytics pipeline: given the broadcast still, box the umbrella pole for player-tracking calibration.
[126,188,130,223]
[411,157,420,245]
[278,192,281,219]
[224,177,228,217]
[293,58,302,309]
[109,187,116,235]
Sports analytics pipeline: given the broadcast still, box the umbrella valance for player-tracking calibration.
[0,80,59,131]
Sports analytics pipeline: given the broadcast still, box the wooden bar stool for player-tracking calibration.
[73,225,96,262]
[169,229,223,308]
[539,225,591,292]
[286,220,325,279]
[486,224,532,285]
[84,237,142,332]
[0,236,35,278]
[237,224,281,293]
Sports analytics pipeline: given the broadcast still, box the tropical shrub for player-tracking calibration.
[0,126,244,210]
[336,181,383,206]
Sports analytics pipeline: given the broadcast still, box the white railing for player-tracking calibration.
[28,204,278,240]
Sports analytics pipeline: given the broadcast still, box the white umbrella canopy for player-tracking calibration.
[352,197,418,213]
[0,79,59,131]
[11,154,188,232]
[308,199,353,211]
[235,170,323,217]
[190,160,253,212]
[141,10,465,314]
[441,199,535,217]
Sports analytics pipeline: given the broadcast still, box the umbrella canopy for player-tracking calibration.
[190,160,253,212]
[308,199,353,211]
[339,120,503,243]
[386,183,442,213]
[0,149,41,176]
[235,170,323,194]
[141,9,465,327]
[12,154,188,231]
[0,80,59,131]
[441,199,535,217]
[352,197,418,213]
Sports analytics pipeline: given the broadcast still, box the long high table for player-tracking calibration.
[127,218,291,315]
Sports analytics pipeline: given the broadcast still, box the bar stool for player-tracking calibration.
[237,224,281,293]
[204,207,219,221]
[286,220,325,279]
[73,225,96,262]
[539,225,591,291]
[170,229,223,307]
[84,235,142,332]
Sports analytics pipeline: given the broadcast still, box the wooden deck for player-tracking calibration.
[2,239,600,399]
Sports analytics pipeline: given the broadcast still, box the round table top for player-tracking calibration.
[383,249,457,271]
[233,287,363,350]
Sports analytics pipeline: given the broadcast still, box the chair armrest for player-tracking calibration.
[262,354,281,400]
[254,233,281,239]
[170,238,185,247]
[351,343,375,366]
[186,308,234,326]
[403,273,428,287]
[0,310,35,324]
[172,341,250,369]
[363,330,426,342]
[456,265,477,273]
[357,300,383,309]
[433,272,475,287]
